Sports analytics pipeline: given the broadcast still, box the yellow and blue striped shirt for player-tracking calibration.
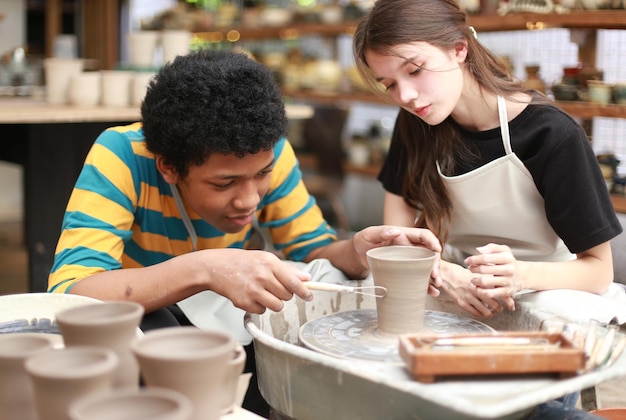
[49,123,336,293]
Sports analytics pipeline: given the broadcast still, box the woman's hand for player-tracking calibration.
[438,260,513,317]
[464,243,520,311]
[352,225,442,290]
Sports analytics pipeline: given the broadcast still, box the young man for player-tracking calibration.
[48,50,441,415]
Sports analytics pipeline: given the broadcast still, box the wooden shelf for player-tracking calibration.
[557,102,626,119]
[611,194,626,213]
[283,89,392,106]
[194,10,626,43]
[285,89,626,119]
[194,22,357,42]
[467,10,626,31]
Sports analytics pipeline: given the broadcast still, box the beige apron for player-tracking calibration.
[438,96,574,263]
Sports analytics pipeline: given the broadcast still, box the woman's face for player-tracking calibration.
[365,41,466,125]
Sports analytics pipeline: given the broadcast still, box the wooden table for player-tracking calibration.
[0,98,311,293]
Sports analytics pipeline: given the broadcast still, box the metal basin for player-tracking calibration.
[245,278,626,420]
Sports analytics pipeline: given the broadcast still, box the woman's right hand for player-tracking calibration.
[438,260,513,318]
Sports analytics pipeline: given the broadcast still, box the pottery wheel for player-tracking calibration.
[299,309,495,363]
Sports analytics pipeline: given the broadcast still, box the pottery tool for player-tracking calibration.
[418,336,556,351]
[304,282,387,298]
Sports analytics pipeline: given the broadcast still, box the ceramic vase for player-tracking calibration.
[24,346,119,420]
[524,65,546,94]
[366,245,437,336]
[68,387,194,420]
[55,301,144,389]
[0,333,57,420]
[131,326,238,420]
[220,343,247,415]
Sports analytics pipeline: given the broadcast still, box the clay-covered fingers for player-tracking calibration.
[275,262,313,302]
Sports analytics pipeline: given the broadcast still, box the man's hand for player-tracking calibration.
[199,249,313,314]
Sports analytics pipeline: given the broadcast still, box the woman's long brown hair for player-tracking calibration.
[353,0,534,242]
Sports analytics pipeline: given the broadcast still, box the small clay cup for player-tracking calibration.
[131,326,237,420]
[0,333,58,420]
[55,301,144,390]
[68,387,194,420]
[366,246,437,336]
[24,346,118,420]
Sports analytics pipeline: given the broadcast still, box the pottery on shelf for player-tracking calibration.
[613,83,626,105]
[55,301,144,390]
[366,245,437,336]
[24,346,119,420]
[587,80,613,104]
[0,333,58,420]
[68,387,194,420]
[524,65,546,94]
[131,326,238,420]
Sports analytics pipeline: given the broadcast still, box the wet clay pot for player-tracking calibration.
[68,387,194,420]
[24,346,118,420]
[0,333,58,420]
[366,245,437,336]
[131,326,237,420]
[55,301,144,389]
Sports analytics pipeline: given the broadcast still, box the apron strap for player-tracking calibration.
[497,95,513,155]
[170,184,198,251]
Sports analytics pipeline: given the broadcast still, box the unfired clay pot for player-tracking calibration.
[131,326,237,420]
[68,387,194,420]
[220,343,247,415]
[0,333,57,420]
[55,300,144,389]
[366,245,437,335]
[24,346,119,420]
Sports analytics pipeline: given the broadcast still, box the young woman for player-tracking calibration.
[353,0,622,319]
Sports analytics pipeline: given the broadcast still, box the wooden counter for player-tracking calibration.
[0,98,312,123]
[0,98,141,124]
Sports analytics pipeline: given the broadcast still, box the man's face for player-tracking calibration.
[171,150,274,234]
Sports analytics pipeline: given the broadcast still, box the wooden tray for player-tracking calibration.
[399,331,585,383]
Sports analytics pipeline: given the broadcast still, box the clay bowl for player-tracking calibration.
[552,83,579,101]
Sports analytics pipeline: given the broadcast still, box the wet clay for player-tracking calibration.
[366,246,437,335]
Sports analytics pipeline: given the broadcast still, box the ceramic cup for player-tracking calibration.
[68,387,194,420]
[161,30,192,64]
[43,58,85,104]
[24,346,119,420]
[131,71,155,107]
[55,301,144,390]
[587,80,613,104]
[68,71,102,107]
[366,245,437,336]
[127,31,160,69]
[100,70,133,107]
[0,333,58,420]
[131,326,238,420]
